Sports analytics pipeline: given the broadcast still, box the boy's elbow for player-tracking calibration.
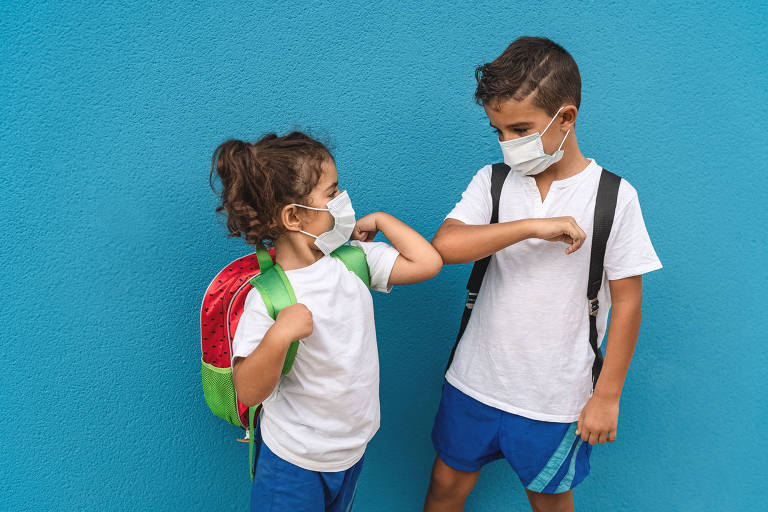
[430,233,452,264]
[431,235,460,265]
[431,221,467,265]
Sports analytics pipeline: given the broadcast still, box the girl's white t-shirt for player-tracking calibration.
[445,159,662,422]
[232,241,399,472]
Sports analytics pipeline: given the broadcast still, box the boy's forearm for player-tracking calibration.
[376,212,442,284]
[432,219,535,264]
[593,277,643,401]
[233,324,292,407]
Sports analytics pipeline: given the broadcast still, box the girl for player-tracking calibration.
[210,131,442,511]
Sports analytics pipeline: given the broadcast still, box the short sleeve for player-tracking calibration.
[231,288,275,361]
[349,240,400,293]
[603,182,663,281]
[445,166,492,225]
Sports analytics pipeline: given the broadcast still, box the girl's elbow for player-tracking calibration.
[426,252,443,279]
[237,389,263,408]
[410,253,443,282]
[233,378,261,408]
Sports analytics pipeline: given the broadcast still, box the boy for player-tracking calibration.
[424,37,662,512]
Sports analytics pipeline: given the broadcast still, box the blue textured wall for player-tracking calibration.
[2,1,766,510]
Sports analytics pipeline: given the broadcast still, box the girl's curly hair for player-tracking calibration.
[209,131,332,248]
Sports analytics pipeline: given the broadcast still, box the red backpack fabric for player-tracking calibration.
[200,248,276,429]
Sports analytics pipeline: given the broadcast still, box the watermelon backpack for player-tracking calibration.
[200,244,370,478]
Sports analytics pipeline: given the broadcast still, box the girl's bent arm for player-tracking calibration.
[353,212,443,285]
[232,304,313,406]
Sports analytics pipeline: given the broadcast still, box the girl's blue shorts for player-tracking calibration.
[431,382,593,494]
[250,417,364,512]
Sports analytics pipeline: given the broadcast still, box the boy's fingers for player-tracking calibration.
[567,235,581,254]
[608,430,617,442]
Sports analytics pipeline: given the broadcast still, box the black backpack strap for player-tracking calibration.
[445,163,510,374]
[587,169,622,389]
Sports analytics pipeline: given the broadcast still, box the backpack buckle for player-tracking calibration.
[589,298,599,317]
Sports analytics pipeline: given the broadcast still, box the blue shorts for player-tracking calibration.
[431,382,592,494]
[250,418,364,512]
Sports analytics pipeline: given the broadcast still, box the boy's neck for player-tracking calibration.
[535,131,591,183]
[273,235,324,271]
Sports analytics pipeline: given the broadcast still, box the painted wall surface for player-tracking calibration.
[2,1,765,510]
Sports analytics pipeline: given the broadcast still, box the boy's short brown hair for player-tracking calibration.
[475,37,581,115]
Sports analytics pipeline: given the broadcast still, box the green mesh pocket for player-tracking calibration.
[201,359,242,427]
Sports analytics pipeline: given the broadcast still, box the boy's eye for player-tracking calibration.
[513,128,528,135]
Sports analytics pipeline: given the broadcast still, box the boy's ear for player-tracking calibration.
[281,204,303,232]
[560,105,578,130]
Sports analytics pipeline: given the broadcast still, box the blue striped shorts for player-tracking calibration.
[431,382,592,494]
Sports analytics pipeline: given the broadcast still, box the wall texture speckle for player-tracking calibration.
[2,1,766,510]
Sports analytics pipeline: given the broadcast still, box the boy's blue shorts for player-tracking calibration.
[250,417,364,512]
[431,382,592,494]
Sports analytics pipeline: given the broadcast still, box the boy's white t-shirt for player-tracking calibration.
[445,159,662,423]
[232,240,399,472]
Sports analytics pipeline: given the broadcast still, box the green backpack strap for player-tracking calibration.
[250,264,299,376]
[248,405,257,481]
[255,247,274,273]
[331,245,371,288]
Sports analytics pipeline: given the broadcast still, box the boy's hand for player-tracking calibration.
[274,304,313,342]
[529,217,586,254]
[352,213,380,242]
[576,394,619,445]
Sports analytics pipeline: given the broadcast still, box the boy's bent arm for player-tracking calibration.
[576,275,643,445]
[432,216,586,264]
[432,218,534,264]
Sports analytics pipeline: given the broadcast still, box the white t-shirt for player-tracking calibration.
[445,159,662,422]
[232,241,399,472]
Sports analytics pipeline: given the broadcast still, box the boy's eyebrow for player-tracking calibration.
[489,122,533,130]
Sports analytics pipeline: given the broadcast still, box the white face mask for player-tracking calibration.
[498,106,570,176]
[292,190,356,255]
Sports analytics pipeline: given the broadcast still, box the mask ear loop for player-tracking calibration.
[289,203,328,240]
[556,129,571,152]
[291,204,329,212]
[541,106,565,136]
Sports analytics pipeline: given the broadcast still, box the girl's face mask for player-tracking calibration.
[498,106,570,176]
[291,190,356,255]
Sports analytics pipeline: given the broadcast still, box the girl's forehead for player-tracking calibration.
[319,159,338,183]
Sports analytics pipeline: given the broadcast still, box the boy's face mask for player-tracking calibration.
[498,106,570,176]
[292,190,356,255]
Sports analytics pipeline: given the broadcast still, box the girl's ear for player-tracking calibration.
[281,204,303,232]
